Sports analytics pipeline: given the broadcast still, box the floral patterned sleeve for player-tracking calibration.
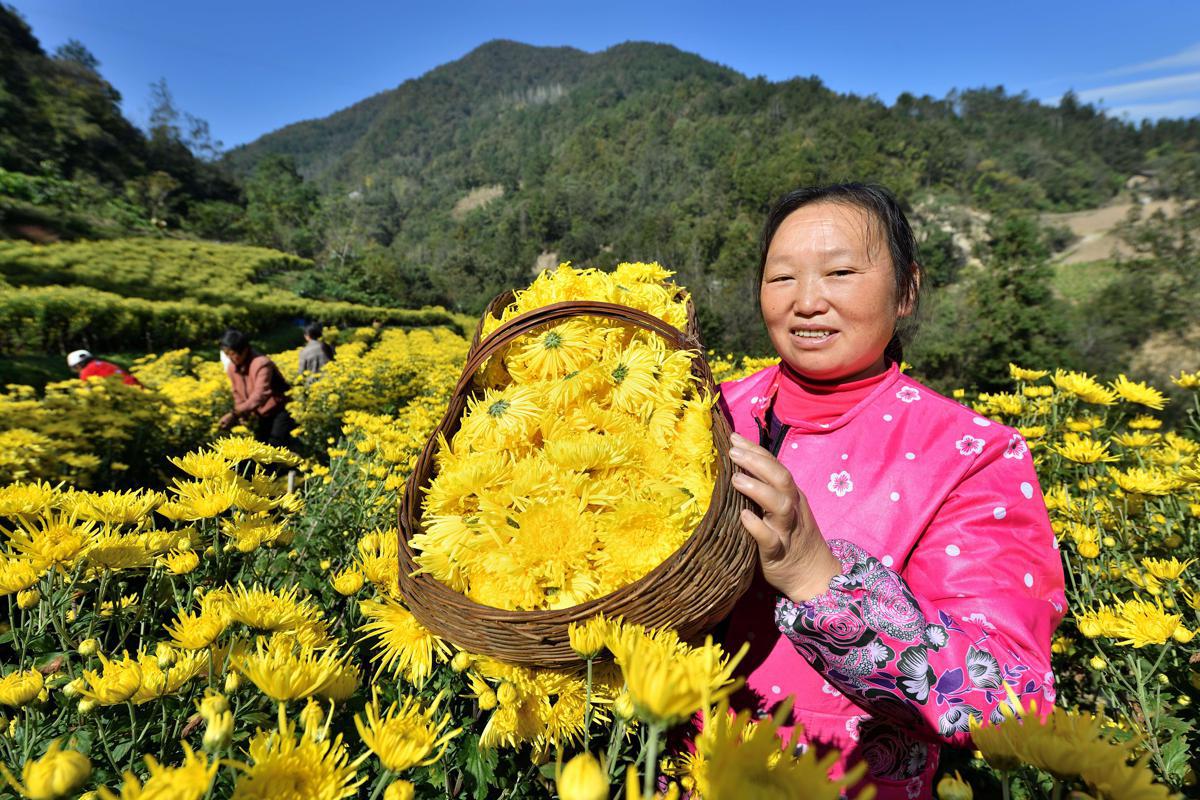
[775,439,1067,745]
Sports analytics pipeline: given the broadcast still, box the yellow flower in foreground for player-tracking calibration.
[971,694,1170,798]
[97,743,216,800]
[383,780,415,800]
[568,614,610,660]
[1009,363,1049,382]
[1053,434,1117,464]
[1110,467,1180,496]
[231,636,346,702]
[690,698,859,800]
[1112,597,1188,648]
[228,583,322,633]
[618,631,745,727]
[1170,370,1200,390]
[0,739,91,800]
[231,714,365,800]
[78,653,142,705]
[159,550,200,575]
[1141,557,1193,581]
[358,597,451,687]
[1053,369,1116,405]
[556,753,609,800]
[1110,374,1168,410]
[0,559,42,596]
[936,771,973,800]
[6,513,98,571]
[354,688,460,772]
[0,671,43,705]
[0,481,58,517]
[165,611,227,650]
[330,568,364,596]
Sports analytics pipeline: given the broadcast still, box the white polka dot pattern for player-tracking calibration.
[945,544,961,556]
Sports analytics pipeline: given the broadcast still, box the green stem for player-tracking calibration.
[642,722,664,799]
[584,657,593,752]
[366,768,395,800]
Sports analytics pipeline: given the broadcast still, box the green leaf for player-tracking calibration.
[462,734,498,800]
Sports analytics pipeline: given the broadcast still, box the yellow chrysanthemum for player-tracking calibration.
[1053,433,1118,464]
[5,512,98,571]
[230,714,365,800]
[0,481,59,518]
[1170,370,1200,390]
[231,636,348,702]
[1009,363,1049,382]
[1110,374,1168,410]
[354,688,461,772]
[98,743,218,800]
[227,583,324,633]
[1109,466,1180,496]
[0,559,43,597]
[618,631,746,727]
[358,597,451,687]
[78,652,142,705]
[0,668,44,708]
[1128,414,1163,430]
[65,489,164,525]
[169,450,234,480]
[556,753,609,800]
[1,739,91,800]
[1053,369,1116,405]
[165,611,228,650]
[1141,557,1193,581]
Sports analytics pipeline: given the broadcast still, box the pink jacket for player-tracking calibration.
[718,363,1065,799]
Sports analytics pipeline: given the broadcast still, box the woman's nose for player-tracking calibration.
[791,276,830,316]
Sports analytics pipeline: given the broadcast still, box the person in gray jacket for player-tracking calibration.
[298,322,335,382]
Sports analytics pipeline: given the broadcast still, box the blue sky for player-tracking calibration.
[14,0,1200,148]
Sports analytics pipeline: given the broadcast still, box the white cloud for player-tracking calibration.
[1103,42,1200,79]
[1107,97,1200,121]
[1073,71,1200,104]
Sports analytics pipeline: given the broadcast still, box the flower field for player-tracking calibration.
[0,239,467,355]
[0,305,1198,797]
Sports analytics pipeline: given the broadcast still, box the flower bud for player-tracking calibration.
[156,642,175,669]
[496,682,518,707]
[223,672,241,693]
[556,753,608,800]
[77,698,98,715]
[936,770,974,800]
[202,710,234,752]
[197,690,228,722]
[1089,656,1107,670]
[451,651,473,673]
[384,779,414,800]
[477,689,497,711]
[62,678,85,698]
[78,639,99,657]
[17,589,40,610]
[19,740,92,799]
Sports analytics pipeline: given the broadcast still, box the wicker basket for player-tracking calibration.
[397,294,756,668]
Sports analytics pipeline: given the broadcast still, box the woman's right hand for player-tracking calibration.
[728,432,843,603]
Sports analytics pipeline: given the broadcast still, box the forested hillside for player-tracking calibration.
[224,39,1200,383]
[3,4,1199,392]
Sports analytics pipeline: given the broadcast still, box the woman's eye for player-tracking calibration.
[830,269,854,277]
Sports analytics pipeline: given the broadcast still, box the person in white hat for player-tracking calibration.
[67,349,142,387]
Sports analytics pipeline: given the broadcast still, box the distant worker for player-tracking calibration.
[67,350,142,387]
[297,322,335,382]
[217,329,296,449]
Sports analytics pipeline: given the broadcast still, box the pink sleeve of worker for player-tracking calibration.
[776,434,1066,745]
[233,357,271,414]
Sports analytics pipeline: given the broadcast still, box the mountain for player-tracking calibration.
[226,40,1200,357]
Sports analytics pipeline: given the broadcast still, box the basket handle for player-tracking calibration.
[452,300,708,399]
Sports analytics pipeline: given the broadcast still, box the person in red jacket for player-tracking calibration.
[67,350,142,387]
[216,329,296,449]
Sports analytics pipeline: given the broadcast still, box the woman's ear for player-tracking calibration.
[897,261,922,319]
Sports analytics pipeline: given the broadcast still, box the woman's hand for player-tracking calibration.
[218,412,235,430]
[728,432,843,603]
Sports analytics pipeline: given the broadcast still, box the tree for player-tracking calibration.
[53,39,99,72]
[244,155,319,256]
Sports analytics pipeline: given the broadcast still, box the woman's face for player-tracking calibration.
[760,202,912,383]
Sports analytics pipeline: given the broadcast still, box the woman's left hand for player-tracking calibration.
[728,432,843,603]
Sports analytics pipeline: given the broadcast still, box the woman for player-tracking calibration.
[217,328,296,450]
[720,184,1065,799]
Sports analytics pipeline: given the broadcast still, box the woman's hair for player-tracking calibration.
[758,183,922,364]
[304,322,324,340]
[219,328,250,353]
